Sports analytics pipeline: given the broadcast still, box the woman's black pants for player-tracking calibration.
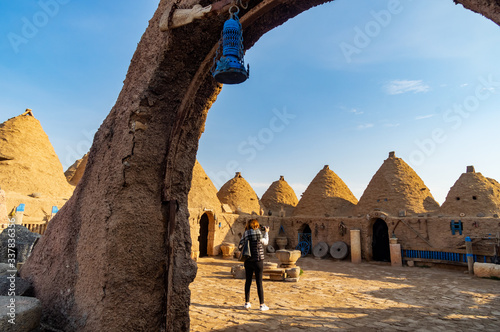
[244,259,264,304]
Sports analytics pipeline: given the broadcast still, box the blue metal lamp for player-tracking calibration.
[213,7,249,84]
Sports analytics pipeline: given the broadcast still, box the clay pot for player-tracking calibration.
[275,236,288,250]
[275,249,301,268]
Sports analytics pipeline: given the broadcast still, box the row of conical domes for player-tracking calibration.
[189,152,500,218]
[3,111,498,222]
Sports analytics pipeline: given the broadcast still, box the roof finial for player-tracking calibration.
[235,172,242,178]
[323,165,329,170]
[466,165,475,173]
[389,151,395,158]
[279,175,284,181]
[21,109,33,117]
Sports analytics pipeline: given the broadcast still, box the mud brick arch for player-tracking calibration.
[20,1,500,331]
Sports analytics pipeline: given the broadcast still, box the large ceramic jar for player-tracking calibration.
[275,236,288,250]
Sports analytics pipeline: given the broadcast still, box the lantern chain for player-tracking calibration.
[238,0,249,10]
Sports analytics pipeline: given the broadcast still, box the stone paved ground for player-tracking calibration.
[190,257,500,331]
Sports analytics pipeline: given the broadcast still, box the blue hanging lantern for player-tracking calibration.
[213,7,249,84]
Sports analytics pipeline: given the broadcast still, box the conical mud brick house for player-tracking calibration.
[440,166,500,217]
[0,111,74,223]
[0,112,73,197]
[293,165,358,217]
[261,176,298,217]
[217,172,263,215]
[188,160,222,212]
[188,160,224,257]
[356,152,439,216]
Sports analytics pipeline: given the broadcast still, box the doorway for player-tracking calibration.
[199,213,209,257]
[297,224,312,256]
[372,219,390,262]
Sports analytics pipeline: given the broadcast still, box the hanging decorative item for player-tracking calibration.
[212,4,249,84]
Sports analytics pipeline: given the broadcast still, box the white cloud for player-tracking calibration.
[481,87,496,93]
[290,183,308,197]
[415,114,436,120]
[357,123,374,130]
[384,123,400,127]
[349,108,364,115]
[460,83,469,88]
[384,80,430,95]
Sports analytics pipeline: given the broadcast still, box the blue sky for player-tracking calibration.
[1,0,500,204]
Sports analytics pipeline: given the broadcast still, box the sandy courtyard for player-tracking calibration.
[190,256,500,331]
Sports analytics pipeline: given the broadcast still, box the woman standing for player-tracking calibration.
[238,219,269,311]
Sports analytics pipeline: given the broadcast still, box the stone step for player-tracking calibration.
[263,268,285,275]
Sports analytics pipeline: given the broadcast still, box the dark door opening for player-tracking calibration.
[297,224,312,256]
[372,219,390,262]
[199,213,209,257]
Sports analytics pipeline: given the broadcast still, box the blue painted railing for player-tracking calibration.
[402,249,488,263]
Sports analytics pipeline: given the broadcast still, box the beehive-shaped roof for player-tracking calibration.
[217,172,263,214]
[293,165,358,217]
[356,152,439,216]
[0,111,74,197]
[261,176,298,217]
[65,153,89,186]
[440,166,500,217]
[188,160,222,213]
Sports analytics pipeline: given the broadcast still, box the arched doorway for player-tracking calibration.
[372,219,390,262]
[198,211,216,257]
[198,213,209,257]
[301,224,312,235]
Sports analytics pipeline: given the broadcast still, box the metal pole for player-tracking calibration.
[465,236,474,275]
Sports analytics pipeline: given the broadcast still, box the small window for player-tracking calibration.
[472,196,477,200]
[456,197,460,201]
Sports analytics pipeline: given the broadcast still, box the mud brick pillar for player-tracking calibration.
[390,243,402,267]
[350,229,361,264]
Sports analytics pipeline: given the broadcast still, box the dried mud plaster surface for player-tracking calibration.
[0,115,73,198]
[356,155,439,216]
[261,176,298,216]
[217,173,263,214]
[19,0,500,331]
[188,160,223,213]
[293,165,358,217]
